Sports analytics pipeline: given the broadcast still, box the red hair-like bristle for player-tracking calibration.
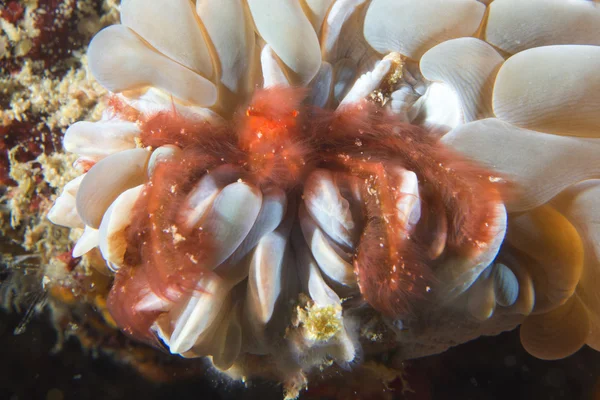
[108,89,315,340]
[235,86,314,189]
[107,110,240,341]
[326,104,507,254]
[139,109,236,153]
[106,95,140,122]
[107,88,510,338]
[107,159,218,342]
[240,86,308,123]
[321,103,507,317]
[353,173,432,317]
[107,265,162,345]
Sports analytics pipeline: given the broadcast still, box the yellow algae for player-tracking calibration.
[6,148,36,229]
[0,0,119,60]
[0,0,40,59]
[297,302,343,342]
[292,294,344,343]
[0,57,109,130]
[0,0,119,129]
[3,150,78,264]
[1,0,120,266]
[77,0,120,37]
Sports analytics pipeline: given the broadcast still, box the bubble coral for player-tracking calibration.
[48,0,600,393]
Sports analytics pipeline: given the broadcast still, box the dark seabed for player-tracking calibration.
[1,308,599,400]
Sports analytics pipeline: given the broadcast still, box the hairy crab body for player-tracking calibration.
[48,0,600,395]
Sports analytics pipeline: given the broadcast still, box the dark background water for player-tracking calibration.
[1,309,599,400]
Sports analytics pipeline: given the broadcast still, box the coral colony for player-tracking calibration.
[8,0,594,397]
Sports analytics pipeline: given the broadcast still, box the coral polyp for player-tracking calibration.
[34,0,600,397]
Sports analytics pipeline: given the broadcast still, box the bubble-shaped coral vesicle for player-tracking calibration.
[47,0,600,391]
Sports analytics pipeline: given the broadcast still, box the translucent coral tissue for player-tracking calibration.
[47,0,600,396]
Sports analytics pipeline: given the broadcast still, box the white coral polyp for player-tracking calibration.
[48,0,600,392]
